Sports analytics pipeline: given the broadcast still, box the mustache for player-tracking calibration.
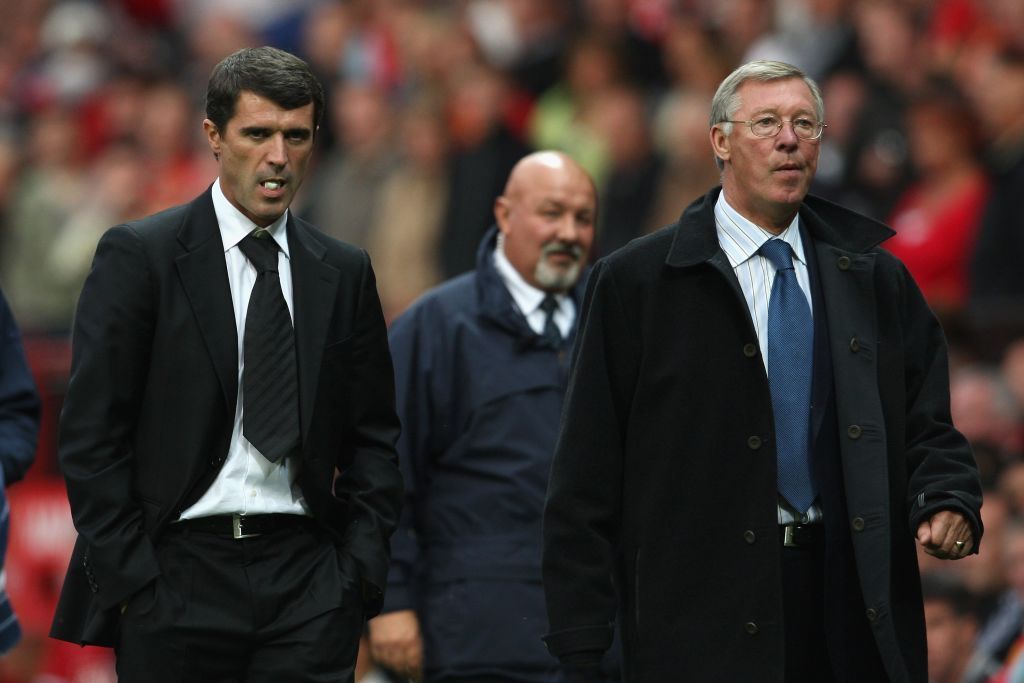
[541,241,583,261]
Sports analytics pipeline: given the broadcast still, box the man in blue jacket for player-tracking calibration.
[0,287,40,653]
[369,151,611,682]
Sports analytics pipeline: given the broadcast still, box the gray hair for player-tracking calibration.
[709,60,825,169]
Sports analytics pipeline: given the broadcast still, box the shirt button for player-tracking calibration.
[747,436,762,450]
[849,337,860,353]
[847,425,862,439]
[744,621,759,635]
[744,530,756,544]
[743,343,757,358]
[851,517,865,532]
[866,608,878,622]
[837,256,851,271]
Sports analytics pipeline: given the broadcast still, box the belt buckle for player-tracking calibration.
[232,513,260,539]
[783,525,797,548]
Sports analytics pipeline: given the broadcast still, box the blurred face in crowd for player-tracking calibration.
[495,152,596,293]
[204,90,315,227]
[924,598,977,683]
[711,77,821,232]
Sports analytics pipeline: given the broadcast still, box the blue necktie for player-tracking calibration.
[760,239,816,513]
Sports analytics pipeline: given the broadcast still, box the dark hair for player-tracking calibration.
[920,572,977,619]
[205,46,325,133]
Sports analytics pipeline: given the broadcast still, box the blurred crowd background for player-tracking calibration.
[1,0,1024,681]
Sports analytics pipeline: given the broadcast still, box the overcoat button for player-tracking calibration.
[851,517,865,532]
[744,530,756,544]
[849,337,860,353]
[743,343,757,358]
[747,436,762,450]
[866,608,878,622]
[837,256,851,270]
[847,425,862,439]
[744,621,759,635]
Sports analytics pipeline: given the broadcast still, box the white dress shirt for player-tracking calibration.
[179,179,309,520]
[493,244,576,337]
[714,191,822,525]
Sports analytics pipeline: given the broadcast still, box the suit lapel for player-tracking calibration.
[287,218,341,439]
[175,190,238,415]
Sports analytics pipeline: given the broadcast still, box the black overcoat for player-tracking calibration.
[542,188,982,682]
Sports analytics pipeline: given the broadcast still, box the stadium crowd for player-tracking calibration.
[0,0,1024,681]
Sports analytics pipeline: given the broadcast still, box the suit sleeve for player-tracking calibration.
[0,289,40,487]
[334,251,403,615]
[543,260,638,664]
[897,263,983,546]
[58,225,161,609]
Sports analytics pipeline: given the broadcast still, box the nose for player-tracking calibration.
[266,133,288,169]
[775,122,800,150]
[554,214,581,243]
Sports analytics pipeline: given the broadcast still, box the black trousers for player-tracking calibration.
[780,531,836,683]
[115,520,362,682]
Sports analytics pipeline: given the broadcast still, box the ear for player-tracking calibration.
[710,124,731,165]
[494,195,511,235]
[203,119,222,159]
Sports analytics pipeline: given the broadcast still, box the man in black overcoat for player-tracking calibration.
[542,60,982,683]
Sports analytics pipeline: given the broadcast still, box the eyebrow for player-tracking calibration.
[239,126,312,137]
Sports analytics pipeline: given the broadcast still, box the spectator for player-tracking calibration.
[440,64,530,278]
[367,100,449,321]
[921,572,996,683]
[967,48,1024,339]
[300,81,397,249]
[590,84,663,255]
[885,83,990,316]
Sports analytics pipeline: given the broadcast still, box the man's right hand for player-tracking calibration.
[367,609,423,680]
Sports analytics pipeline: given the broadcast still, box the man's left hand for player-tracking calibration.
[916,510,974,559]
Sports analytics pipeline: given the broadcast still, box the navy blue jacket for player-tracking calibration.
[385,227,587,680]
[0,288,40,653]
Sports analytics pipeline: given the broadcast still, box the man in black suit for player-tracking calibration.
[49,47,403,682]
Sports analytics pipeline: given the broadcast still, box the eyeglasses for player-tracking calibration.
[723,115,827,141]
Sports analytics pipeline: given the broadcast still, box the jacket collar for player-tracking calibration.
[665,186,895,268]
[474,225,589,342]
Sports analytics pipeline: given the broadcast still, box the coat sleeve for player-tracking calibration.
[542,260,639,663]
[58,225,161,609]
[379,303,434,613]
[0,288,39,487]
[896,262,983,545]
[333,251,404,615]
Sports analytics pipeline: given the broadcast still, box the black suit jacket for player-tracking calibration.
[50,188,402,646]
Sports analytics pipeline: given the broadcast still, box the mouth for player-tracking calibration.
[543,242,583,265]
[258,178,288,197]
[774,163,802,172]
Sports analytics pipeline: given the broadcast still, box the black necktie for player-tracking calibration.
[760,239,815,513]
[540,295,562,347]
[238,232,300,462]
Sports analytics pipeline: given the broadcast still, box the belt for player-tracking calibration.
[176,513,310,539]
[780,523,822,548]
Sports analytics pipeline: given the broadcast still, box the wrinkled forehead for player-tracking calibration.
[735,77,817,115]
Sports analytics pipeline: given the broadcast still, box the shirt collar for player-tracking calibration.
[714,191,805,268]
[493,241,568,316]
[212,178,291,258]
